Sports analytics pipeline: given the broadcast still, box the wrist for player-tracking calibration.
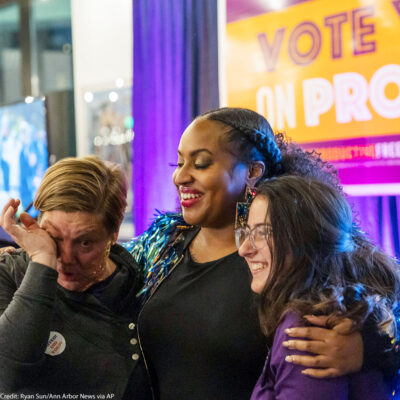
[31,253,57,269]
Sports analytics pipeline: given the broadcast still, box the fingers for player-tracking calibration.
[19,212,39,230]
[285,346,340,377]
[285,354,329,368]
[303,315,329,327]
[0,198,20,228]
[0,246,17,257]
[283,339,326,355]
[0,200,36,247]
[301,368,339,379]
[286,324,364,378]
[304,315,353,334]
[332,318,353,335]
[285,326,332,341]
[1,198,20,215]
[2,204,20,237]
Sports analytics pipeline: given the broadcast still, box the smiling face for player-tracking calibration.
[238,196,273,294]
[172,118,248,228]
[40,211,116,292]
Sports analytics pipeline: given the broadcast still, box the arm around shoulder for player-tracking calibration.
[269,313,349,400]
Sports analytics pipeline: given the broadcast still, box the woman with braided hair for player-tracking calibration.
[125,107,398,399]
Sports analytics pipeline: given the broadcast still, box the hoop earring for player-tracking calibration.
[93,241,112,280]
[235,186,257,229]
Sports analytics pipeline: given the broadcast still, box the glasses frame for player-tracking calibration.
[234,224,273,250]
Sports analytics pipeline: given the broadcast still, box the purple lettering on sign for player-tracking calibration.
[257,28,286,72]
[288,21,322,66]
[392,0,400,17]
[324,12,348,59]
[352,6,376,56]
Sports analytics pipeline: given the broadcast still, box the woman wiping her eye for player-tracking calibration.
[238,175,400,399]
[0,156,151,398]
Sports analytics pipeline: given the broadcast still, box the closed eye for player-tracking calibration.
[194,163,210,169]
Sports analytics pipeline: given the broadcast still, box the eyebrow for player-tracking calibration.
[245,223,272,229]
[177,149,213,157]
[42,221,101,238]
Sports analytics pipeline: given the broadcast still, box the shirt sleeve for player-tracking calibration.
[0,254,58,391]
[270,313,349,400]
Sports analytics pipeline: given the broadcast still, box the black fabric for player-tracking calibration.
[86,264,120,299]
[139,247,267,400]
[361,314,400,394]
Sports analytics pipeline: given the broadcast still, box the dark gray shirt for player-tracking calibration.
[0,245,150,399]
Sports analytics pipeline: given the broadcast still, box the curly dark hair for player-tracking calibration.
[253,175,399,337]
[200,107,341,191]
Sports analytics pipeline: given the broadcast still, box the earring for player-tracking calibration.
[104,241,112,259]
[235,186,257,229]
[93,241,112,280]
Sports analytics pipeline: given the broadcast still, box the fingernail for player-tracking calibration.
[284,328,292,333]
[285,356,293,363]
[282,341,289,347]
[301,370,309,375]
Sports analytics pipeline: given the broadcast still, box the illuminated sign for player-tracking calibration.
[225,0,400,194]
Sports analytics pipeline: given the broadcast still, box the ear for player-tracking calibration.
[246,161,265,188]
[111,232,118,244]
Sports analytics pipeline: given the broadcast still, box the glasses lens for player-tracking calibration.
[235,228,247,249]
[252,226,270,249]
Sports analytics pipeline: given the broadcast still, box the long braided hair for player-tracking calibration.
[200,107,340,190]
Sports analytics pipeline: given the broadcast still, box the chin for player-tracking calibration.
[251,279,266,295]
[181,210,204,226]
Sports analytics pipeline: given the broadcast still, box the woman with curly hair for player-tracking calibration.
[237,175,399,399]
[126,107,398,399]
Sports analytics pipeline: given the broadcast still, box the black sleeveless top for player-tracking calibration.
[138,246,267,400]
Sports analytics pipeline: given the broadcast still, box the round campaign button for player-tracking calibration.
[45,331,66,356]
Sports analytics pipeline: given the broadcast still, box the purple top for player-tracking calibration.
[251,312,390,400]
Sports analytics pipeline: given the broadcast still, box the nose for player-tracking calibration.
[57,241,75,265]
[238,236,255,258]
[173,163,194,186]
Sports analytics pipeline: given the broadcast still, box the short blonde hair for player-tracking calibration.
[34,156,127,234]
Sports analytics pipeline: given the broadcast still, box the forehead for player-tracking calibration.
[248,196,269,226]
[40,211,105,236]
[178,118,228,154]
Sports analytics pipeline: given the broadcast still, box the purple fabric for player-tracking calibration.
[348,195,400,258]
[251,312,390,400]
[132,0,219,235]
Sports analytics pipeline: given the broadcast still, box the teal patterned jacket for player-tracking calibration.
[123,212,193,301]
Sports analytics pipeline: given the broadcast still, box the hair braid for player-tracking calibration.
[228,124,283,179]
[201,108,283,180]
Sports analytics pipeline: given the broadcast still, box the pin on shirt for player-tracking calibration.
[45,331,66,356]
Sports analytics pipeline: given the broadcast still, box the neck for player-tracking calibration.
[190,223,237,263]
[98,257,117,282]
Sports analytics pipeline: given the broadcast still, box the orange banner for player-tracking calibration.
[225,0,400,143]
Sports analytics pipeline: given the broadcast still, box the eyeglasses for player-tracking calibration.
[234,224,273,250]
